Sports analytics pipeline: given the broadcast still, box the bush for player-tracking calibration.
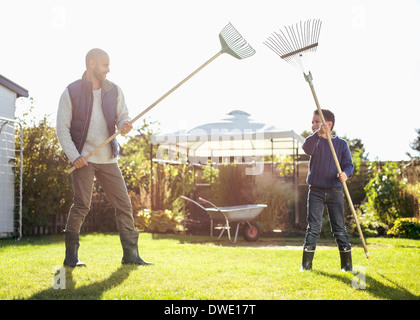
[352,208,388,237]
[387,218,420,239]
[136,209,186,234]
[207,166,292,233]
[210,165,256,206]
[254,175,291,232]
[19,115,73,230]
[364,161,417,225]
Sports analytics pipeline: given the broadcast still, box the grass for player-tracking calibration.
[0,233,419,300]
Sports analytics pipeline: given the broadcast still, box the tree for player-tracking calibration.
[342,136,369,161]
[407,128,420,159]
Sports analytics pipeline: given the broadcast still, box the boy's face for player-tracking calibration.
[311,114,323,132]
[311,114,333,133]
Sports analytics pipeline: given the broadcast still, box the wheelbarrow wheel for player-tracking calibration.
[243,222,260,242]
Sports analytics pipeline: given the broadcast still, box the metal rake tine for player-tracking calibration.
[293,22,304,52]
[287,25,305,70]
[296,21,305,52]
[264,31,299,69]
[303,20,310,49]
[308,19,321,54]
[274,30,293,57]
[312,20,320,53]
[263,35,284,57]
[286,24,300,53]
[273,34,289,56]
[271,33,298,67]
[314,20,322,48]
[307,20,314,52]
[304,20,314,54]
[310,20,317,53]
[278,28,296,57]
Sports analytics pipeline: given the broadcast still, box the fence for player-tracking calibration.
[23,192,109,235]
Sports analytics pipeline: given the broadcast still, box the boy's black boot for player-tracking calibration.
[63,231,86,267]
[339,245,352,272]
[300,246,316,271]
[119,230,153,265]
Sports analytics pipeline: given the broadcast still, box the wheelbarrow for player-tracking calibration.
[181,196,267,243]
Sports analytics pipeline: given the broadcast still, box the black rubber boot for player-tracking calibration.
[300,246,316,271]
[339,245,352,272]
[119,230,153,265]
[63,231,86,267]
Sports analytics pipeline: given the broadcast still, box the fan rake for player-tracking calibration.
[264,19,369,259]
[67,23,255,174]
[264,19,321,72]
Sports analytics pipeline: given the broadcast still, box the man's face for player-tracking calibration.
[92,54,110,83]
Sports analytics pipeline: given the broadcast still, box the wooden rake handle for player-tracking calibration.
[305,73,370,259]
[66,51,223,174]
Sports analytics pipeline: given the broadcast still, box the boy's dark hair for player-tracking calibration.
[314,109,335,130]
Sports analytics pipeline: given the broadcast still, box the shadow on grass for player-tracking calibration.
[150,232,364,249]
[315,270,419,300]
[28,264,138,300]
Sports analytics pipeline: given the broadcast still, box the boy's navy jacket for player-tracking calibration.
[302,132,354,188]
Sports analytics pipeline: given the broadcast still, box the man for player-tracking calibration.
[56,48,152,267]
[300,109,353,272]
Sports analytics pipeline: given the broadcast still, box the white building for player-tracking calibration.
[0,74,28,238]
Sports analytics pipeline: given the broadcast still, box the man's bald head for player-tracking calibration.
[85,48,110,86]
[85,48,109,68]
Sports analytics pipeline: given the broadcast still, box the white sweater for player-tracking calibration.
[56,85,130,164]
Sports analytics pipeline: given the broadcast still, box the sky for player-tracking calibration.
[1,0,420,161]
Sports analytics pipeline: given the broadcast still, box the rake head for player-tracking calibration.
[219,22,256,60]
[264,19,322,72]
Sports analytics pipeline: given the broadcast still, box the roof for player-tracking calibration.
[0,74,29,98]
[151,110,305,165]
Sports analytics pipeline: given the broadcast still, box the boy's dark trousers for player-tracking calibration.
[301,186,352,272]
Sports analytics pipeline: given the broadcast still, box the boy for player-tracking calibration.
[300,109,353,272]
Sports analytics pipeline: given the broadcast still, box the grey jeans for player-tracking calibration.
[65,162,136,233]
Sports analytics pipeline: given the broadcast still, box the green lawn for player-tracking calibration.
[0,233,419,300]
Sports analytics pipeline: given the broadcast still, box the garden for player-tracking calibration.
[1,114,419,301]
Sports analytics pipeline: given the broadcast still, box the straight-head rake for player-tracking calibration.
[67,23,255,174]
[264,19,369,259]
